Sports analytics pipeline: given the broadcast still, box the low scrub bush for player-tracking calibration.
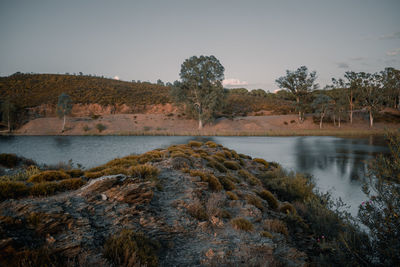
[258,189,279,209]
[189,170,209,181]
[103,229,159,267]
[212,154,225,163]
[223,150,233,159]
[231,218,253,231]
[27,171,71,183]
[0,166,40,182]
[223,161,241,170]
[263,219,288,236]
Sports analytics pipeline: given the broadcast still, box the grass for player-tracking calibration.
[187,201,208,221]
[217,176,236,190]
[279,202,296,214]
[254,158,269,168]
[129,164,159,180]
[238,169,262,186]
[103,229,159,267]
[231,218,254,231]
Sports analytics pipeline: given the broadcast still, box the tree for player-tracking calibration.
[156,79,165,86]
[275,66,318,123]
[312,94,332,129]
[358,131,400,265]
[56,93,72,132]
[342,72,363,124]
[327,88,347,128]
[381,67,400,109]
[171,55,225,129]
[0,98,16,132]
[358,72,383,127]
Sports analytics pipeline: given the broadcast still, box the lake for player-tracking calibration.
[0,135,388,216]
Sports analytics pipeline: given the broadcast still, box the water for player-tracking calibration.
[0,135,388,216]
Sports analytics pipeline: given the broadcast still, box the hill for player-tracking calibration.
[0,73,171,108]
[0,141,371,266]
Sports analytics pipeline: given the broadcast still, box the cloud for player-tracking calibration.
[379,32,400,40]
[336,62,349,69]
[386,48,400,56]
[222,78,248,87]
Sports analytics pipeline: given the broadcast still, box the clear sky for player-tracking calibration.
[1,0,399,91]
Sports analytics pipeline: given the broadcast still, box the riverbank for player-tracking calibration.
[7,113,399,136]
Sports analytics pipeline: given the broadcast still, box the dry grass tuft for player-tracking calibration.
[27,171,71,183]
[226,191,239,200]
[258,189,279,209]
[223,161,241,170]
[263,219,288,236]
[231,217,253,231]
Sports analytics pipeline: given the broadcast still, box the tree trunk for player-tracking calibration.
[369,109,373,128]
[338,115,341,128]
[349,92,353,124]
[319,112,325,129]
[62,114,66,132]
[296,97,302,123]
[198,118,203,129]
[333,115,336,127]
[7,110,10,132]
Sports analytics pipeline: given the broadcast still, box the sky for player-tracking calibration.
[0,0,399,91]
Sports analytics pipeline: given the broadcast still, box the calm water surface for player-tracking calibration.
[0,135,388,216]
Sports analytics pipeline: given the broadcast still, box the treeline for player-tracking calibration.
[275,66,400,127]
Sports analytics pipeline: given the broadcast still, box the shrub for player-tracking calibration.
[0,181,29,200]
[226,191,239,200]
[103,229,159,267]
[223,161,240,170]
[0,153,21,168]
[246,194,264,210]
[217,176,236,191]
[129,164,159,180]
[205,141,218,148]
[65,169,84,178]
[263,219,288,236]
[231,218,253,231]
[0,165,40,182]
[188,141,202,147]
[258,190,279,209]
[254,158,269,168]
[279,202,296,214]
[95,123,106,132]
[27,171,71,183]
[218,209,232,219]
[82,125,90,132]
[239,153,251,159]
